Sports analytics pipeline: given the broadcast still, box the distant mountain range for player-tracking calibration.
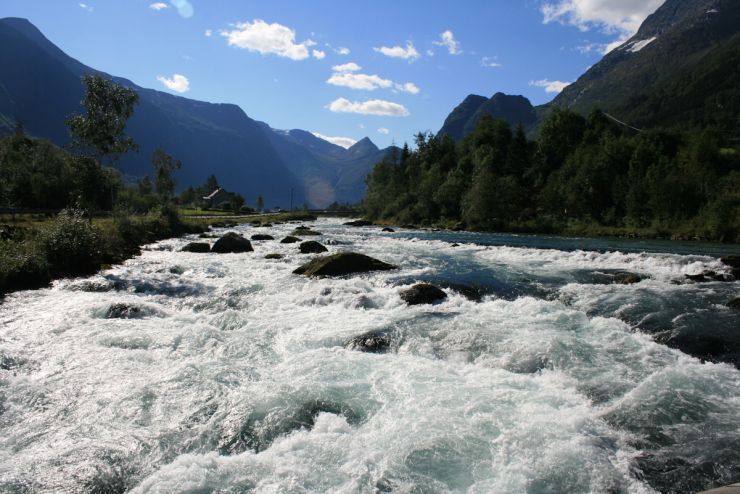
[439,0,739,140]
[0,17,396,208]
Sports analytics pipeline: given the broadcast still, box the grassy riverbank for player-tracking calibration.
[0,209,318,297]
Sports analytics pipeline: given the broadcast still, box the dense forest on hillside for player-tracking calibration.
[364,109,740,242]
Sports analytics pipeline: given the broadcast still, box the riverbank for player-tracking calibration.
[0,209,318,297]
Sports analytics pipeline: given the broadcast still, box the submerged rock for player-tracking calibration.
[613,272,644,285]
[685,271,733,283]
[400,283,448,305]
[346,331,392,353]
[251,234,274,241]
[280,236,301,244]
[293,252,396,277]
[291,229,321,236]
[211,232,253,253]
[106,303,142,319]
[294,225,311,231]
[344,220,373,227]
[220,399,361,454]
[264,253,284,260]
[181,242,210,253]
[382,227,395,232]
[299,241,328,254]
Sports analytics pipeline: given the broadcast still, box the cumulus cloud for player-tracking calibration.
[373,41,420,61]
[221,19,316,61]
[529,79,571,93]
[336,47,350,55]
[328,98,409,117]
[332,62,361,73]
[377,127,390,135]
[395,82,420,94]
[169,0,193,18]
[312,132,357,149]
[327,72,393,91]
[312,49,326,60]
[157,73,190,93]
[432,30,462,55]
[149,2,168,10]
[541,0,665,40]
[480,56,501,68]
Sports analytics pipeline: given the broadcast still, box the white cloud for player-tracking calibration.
[312,49,326,60]
[312,132,357,149]
[327,72,392,91]
[79,3,93,12]
[432,30,462,55]
[328,98,409,117]
[205,29,213,37]
[395,82,420,94]
[426,49,435,57]
[529,79,571,93]
[480,56,501,68]
[221,19,316,61]
[169,0,193,18]
[541,0,665,47]
[373,41,420,61]
[149,2,168,10]
[157,73,190,93]
[377,127,390,135]
[332,62,361,73]
[336,47,350,55]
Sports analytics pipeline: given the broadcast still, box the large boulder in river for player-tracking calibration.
[181,242,210,253]
[293,252,396,277]
[400,283,447,305]
[346,331,392,353]
[106,303,142,319]
[280,236,301,244]
[251,234,274,241]
[291,229,321,236]
[344,220,373,227]
[211,232,253,253]
[613,272,643,285]
[299,241,328,254]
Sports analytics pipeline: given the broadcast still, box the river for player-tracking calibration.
[1,218,739,493]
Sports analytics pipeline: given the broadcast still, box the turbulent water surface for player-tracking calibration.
[1,218,739,493]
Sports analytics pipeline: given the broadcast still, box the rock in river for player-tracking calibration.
[211,232,253,253]
[346,331,392,353]
[293,252,396,277]
[106,303,142,319]
[280,236,301,244]
[181,242,210,253]
[251,234,274,241]
[299,241,328,254]
[400,283,448,305]
[344,220,373,227]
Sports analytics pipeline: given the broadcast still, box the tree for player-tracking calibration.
[67,74,139,165]
[255,195,264,211]
[230,193,245,211]
[152,148,181,202]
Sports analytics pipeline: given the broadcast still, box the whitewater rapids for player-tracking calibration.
[1,218,738,493]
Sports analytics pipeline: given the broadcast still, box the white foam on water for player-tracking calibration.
[0,218,737,492]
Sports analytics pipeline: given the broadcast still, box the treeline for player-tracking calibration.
[363,109,740,242]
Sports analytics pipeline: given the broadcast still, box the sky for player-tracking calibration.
[0,0,665,149]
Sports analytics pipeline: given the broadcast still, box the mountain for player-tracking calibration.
[439,0,740,140]
[550,0,740,135]
[438,93,537,140]
[263,128,398,206]
[0,17,393,207]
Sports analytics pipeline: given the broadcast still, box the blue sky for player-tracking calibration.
[0,0,664,149]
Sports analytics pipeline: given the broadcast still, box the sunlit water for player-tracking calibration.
[1,218,739,493]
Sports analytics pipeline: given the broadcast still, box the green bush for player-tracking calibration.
[39,208,101,276]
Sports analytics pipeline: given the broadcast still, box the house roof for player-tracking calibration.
[203,187,223,200]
